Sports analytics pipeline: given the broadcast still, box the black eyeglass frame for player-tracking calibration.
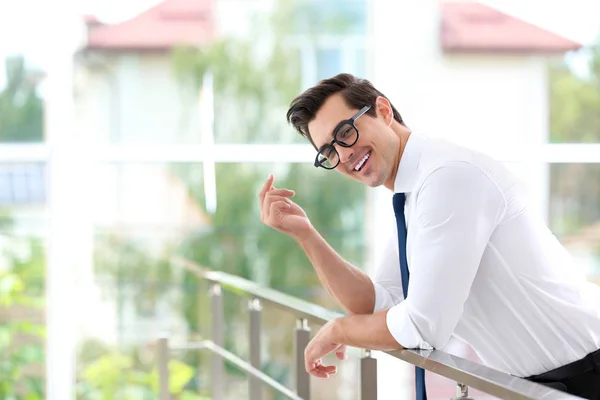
[313,105,371,170]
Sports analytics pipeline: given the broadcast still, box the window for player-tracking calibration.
[316,48,343,81]
[0,163,45,205]
[0,56,44,143]
[546,52,600,283]
[549,163,600,281]
[290,0,367,36]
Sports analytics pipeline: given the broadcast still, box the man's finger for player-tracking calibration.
[265,188,295,198]
[308,364,337,378]
[309,369,330,378]
[335,345,348,360]
[262,195,292,220]
[318,365,337,374]
[269,201,291,219]
[258,174,275,204]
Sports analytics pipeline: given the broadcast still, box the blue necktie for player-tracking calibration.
[393,193,427,400]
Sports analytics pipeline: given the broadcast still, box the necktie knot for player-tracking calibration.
[393,192,406,215]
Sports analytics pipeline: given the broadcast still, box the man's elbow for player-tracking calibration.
[344,302,375,316]
[421,328,452,350]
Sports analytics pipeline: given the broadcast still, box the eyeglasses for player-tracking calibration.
[314,105,371,170]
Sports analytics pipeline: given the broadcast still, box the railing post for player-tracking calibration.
[212,284,225,400]
[294,318,311,400]
[451,382,474,400]
[360,350,378,399]
[157,336,170,400]
[249,298,262,400]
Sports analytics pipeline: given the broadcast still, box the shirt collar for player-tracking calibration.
[393,132,424,193]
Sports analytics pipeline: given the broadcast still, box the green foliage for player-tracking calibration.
[0,55,44,142]
[77,347,208,400]
[549,65,600,143]
[549,37,600,143]
[93,231,174,326]
[171,38,301,143]
[0,235,46,400]
[176,163,365,297]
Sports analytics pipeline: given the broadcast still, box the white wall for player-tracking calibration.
[75,53,200,144]
[216,0,274,38]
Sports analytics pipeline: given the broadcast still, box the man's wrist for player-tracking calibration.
[329,317,347,344]
[293,225,320,246]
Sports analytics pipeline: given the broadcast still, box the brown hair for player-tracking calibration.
[286,73,405,148]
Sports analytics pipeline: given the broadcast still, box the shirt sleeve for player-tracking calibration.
[386,161,506,350]
[372,227,406,312]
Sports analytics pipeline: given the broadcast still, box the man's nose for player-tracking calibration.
[336,145,354,165]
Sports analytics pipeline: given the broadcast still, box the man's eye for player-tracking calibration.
[339,127,352,139]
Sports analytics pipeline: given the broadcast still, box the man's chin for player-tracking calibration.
[359,174,384,188]
[345,168,384,187]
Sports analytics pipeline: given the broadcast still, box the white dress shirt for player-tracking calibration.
[372,132,600,378]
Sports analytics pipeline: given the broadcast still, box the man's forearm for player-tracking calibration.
[333,309,404,351]
[297,228,375,315]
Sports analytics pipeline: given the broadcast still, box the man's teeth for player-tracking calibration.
[354,152,370,171]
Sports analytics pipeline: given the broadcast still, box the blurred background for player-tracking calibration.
[0,0,599,399]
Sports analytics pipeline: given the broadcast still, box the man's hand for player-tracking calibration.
[259,174,313,241]
[304,319,348,378]
[304,311,404,378]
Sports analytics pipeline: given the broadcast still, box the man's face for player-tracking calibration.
[308,94,400,188]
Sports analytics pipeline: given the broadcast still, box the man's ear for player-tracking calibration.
[375,96,394,125]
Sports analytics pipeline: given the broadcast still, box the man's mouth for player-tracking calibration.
[353,151,371,172]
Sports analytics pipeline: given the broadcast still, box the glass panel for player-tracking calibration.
[78,161,366,396]
[290,0,367,35]
[74,52,205,145]
[0,163,46,206]
[0,163,47,399]
[1,3,49,397]
[76,162,205,397]
[549,163,600,282]
[168,0,367,144]
[548,45,600,143]
[317,48,343,81]
[354,48,367,79]
[178,163,367,307]
[0,56,44,143]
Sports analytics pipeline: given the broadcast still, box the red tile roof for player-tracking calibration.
[85,0,215,51]
[441,2,582,53]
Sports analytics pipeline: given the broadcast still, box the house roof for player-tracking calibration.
[84,0,215,51]
[441,2,582,54]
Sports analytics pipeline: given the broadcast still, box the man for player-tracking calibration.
[258,73,600,399]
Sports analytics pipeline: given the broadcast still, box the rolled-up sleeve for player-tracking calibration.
[372,226,406,312]
[386,162,506,349]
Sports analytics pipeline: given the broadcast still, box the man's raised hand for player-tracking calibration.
[259,174,313,241]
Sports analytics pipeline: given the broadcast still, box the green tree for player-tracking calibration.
[549,49,600,143]
[0,230,46,400]
[0,55,44,142]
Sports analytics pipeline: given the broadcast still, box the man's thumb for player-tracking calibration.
[335,344,348,360]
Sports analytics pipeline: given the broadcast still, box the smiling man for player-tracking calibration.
[258,73,600,399]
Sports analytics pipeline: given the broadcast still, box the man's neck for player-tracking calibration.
[384,125,411,191]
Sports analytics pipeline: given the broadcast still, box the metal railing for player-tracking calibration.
[156,258,579,400]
